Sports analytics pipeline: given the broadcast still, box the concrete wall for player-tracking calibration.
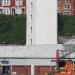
[0,45,64,65]
[26,0,57,45]
[0,45,63,58]
[35,0,57,45]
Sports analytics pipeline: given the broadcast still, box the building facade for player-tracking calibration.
[0,0,26,15]
[58,0,75,15]
[0,45,63,75]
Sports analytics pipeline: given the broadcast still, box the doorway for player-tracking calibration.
[2,66,10,74]
[12,9,15,15]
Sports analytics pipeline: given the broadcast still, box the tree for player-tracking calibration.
[0,15,26,44]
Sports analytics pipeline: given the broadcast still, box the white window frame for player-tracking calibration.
[64,3,71,9]
[3,8,10,14]
[65,0,69,2]
[63,11,71,15]
[16,0,22,6]
[2,0,11,6]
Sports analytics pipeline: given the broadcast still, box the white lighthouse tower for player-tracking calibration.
[26,0,57,45]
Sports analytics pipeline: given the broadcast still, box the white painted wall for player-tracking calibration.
[0,59,56,66]
[26,0,57,45]
[0,45,64,65]
[0,45,63,58]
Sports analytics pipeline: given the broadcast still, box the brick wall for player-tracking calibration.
[34,66,55,75]
[12,66,31,75]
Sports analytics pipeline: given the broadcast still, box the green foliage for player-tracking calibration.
[0,15,26,45]
[58,14,75,36]
[58,13,64,35]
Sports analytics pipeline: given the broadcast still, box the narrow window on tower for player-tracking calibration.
[30,39,32,45]
[30,14,32,20]
[31,2,33,10]
[30,27,32,34]
[30,14,33,24]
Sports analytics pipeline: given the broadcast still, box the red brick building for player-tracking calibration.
[0,0,26,15]
[0,65,55,75]
[58,0,75,15]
